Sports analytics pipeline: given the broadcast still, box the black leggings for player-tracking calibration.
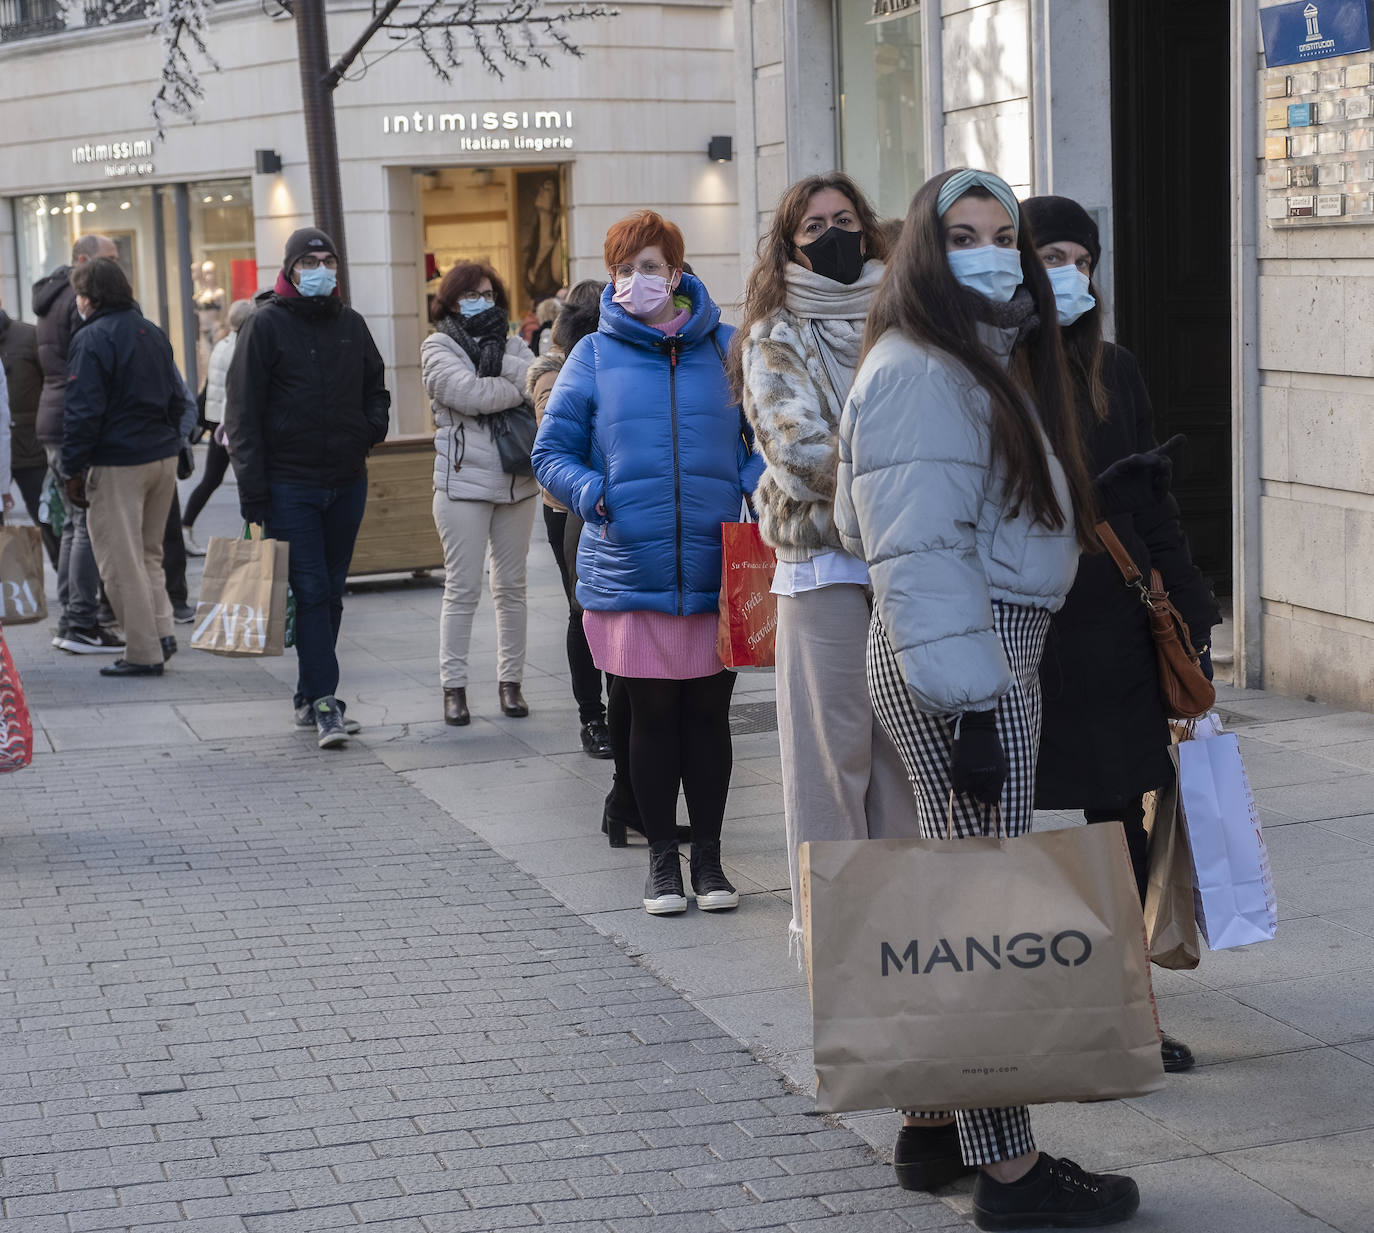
[1084,799,1149,908]
[542,505,604,723]
[183,435,231,528]
[624,671,736,848]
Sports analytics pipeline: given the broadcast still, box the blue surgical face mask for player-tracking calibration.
[947,244,1023,303]
[1047,265,1096,327]
[296,266,337,297]
[458,295,492,319]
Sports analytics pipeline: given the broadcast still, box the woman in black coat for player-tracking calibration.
[1025,195,1221,1074]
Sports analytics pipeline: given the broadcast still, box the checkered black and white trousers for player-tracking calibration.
[867,601,1052,1167]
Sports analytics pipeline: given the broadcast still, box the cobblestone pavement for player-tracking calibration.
[0,725,959,1232]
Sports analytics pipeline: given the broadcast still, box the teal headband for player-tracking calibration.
[935,169,1021,242]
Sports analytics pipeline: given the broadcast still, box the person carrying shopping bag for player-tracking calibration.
[731,172,916,967]
[534,210,765,917]
[425,261,537,728]
[835,168,1159,1229]
[1024,194,1222,1076]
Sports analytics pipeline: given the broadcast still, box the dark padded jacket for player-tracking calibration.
[60,306,183,476]
[0,310,45,470]
[225,290,390,508]
[33,267,77,446]
[1036,343,1222,811]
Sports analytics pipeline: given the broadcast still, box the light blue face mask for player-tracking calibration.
[1047,265,1096,326]
[297,266,337,297]
[458,296,492,319]
[947,244,1024,303]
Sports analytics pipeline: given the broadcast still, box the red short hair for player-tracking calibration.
[432,261,509,322]
[603,210,685,271]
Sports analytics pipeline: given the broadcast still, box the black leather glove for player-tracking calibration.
[1093,451,1172,518]
[950,710,1007,806]
[1198,647,1214,682]
[240,501,270,528]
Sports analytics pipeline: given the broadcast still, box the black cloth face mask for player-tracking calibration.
[798,226,866,285]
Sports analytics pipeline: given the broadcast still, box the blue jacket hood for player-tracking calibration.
[597,272,721,351]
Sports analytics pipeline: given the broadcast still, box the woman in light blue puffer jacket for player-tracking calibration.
[834,169,1146,1231]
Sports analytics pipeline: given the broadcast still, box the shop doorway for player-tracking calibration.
[416,165,569,325]
[1110,0,1232,596]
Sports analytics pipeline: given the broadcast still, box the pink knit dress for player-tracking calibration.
[581,307,724,681]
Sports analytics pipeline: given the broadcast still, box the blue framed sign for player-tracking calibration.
[1261,0,1372,66]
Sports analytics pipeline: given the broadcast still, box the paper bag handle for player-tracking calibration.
[945,791,1003,841]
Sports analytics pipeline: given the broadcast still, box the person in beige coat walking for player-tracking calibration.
[423,261,536,727]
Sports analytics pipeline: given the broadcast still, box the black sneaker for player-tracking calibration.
[99,658,163,678]
[313,696,349,749]
[893,1122,975,1192]
[161,636,177,661]
[643,844,687,915]
[580,719,613,759]
[295,702,361,734]
[172,603,196,624]
[689,840,739,912]
[57,627,124,654]
[1161,1034,1195,1073]
[972,1154,1139,1230]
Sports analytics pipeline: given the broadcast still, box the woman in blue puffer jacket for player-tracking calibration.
[533,210,764,918]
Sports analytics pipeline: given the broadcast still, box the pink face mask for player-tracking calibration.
[612,270,674,319]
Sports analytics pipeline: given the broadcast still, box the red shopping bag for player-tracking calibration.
[717,521,778,669]
[0,623,35,773]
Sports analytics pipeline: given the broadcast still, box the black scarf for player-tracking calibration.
[964,285,1040,344]
[437,307,509,377]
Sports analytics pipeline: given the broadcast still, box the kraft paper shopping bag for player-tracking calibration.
[0,526,47,625]
[801,827,1163,1114]
[1142,778,1202,970]
[190,534,289,657]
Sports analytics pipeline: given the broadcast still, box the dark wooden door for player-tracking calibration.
[1111,0,1232,595]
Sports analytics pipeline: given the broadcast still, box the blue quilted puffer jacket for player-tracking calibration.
[532,273,765,616]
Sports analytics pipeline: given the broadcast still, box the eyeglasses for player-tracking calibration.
[612,261,675,281]
[462,291,497,304]
[296,255,338,270]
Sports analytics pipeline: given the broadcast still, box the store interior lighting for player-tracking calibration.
[202,195,213,204]
[49,207,59,215]
[222,194,234,202]
[120,201,131,210]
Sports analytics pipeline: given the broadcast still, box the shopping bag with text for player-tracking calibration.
[0,527,47,625]
[191,535,289,657]
[716,520,777,669]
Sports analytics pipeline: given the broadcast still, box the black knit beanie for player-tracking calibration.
[281,227,338,275]
[1022,196,1101,272]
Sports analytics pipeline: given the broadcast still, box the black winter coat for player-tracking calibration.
[0,310,45,470]
[1036,343,1221,812]
[60,306,183,476]
[33,267,77,446]
[225,291,390,509]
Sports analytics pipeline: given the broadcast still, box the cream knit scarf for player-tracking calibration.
[782,259,884,402]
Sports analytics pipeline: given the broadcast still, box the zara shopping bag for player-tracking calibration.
[190,530,289,657]
[1141,778,1202,970]
[1173,727,1278,950]
[716,519,778,669]
[0,624,34,773]
[0,526,47,624]
[800,825,1163,1115]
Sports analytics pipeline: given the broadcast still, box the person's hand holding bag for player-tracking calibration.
[951,710,1007,805]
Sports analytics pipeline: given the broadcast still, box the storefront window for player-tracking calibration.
[184,178,255,381]
[837,0,925,220]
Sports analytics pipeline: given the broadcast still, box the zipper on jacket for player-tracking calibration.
[666,337,684,615]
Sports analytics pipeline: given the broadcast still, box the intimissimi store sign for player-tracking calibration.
[382,108,575,152]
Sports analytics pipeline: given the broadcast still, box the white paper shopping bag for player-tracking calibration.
[1175,732,1278,950]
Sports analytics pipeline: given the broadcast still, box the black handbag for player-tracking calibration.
[480,403,538,477]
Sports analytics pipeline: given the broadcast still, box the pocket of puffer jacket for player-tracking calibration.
[987,512,1030,573]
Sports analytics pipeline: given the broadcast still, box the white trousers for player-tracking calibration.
[775,584,917,948]
[432,492,537,689]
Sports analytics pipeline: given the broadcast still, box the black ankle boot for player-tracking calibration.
[893,1122,974,1192]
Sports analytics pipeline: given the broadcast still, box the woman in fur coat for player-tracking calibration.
[730,173,915,962]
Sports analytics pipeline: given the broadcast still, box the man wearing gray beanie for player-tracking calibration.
[225,227,391,749]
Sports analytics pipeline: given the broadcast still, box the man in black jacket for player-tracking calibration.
[34,233,123,653]
[62,259,183,677]
[226,228,391,748]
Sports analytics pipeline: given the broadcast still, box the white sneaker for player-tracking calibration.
[182,526,207,557]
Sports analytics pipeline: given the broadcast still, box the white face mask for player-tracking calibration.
[947,244,1024,303]
[1047,265,1096,326]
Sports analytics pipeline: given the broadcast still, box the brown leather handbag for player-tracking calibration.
[1096,522,1216,721]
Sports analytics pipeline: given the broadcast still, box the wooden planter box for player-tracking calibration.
[349,434,445,577]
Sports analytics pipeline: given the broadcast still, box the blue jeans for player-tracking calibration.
[267,476,368,709]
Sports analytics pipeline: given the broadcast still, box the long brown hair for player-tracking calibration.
[862,169,1097,550]
[1059,285,1110,423]
[727,172,890,399]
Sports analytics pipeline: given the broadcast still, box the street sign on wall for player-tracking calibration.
[1261,0,1372,66]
